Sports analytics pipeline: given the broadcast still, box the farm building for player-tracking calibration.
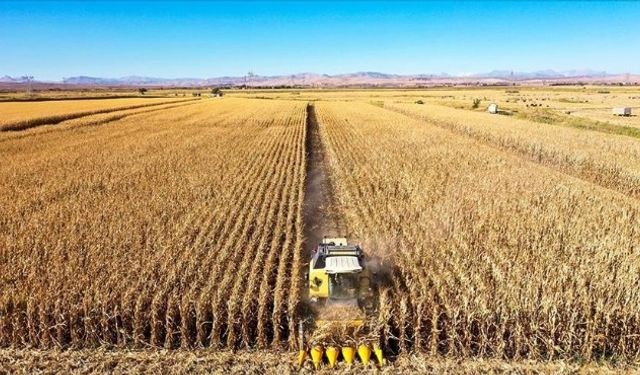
[487,103,498,114]
[612,107,632,116]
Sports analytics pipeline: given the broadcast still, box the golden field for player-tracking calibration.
[1,87,640,373]
[385,103,640,198]
[1,98,306,351]
[229,85,640,130]
[0,97,195,131]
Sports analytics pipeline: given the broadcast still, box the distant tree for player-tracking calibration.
[211,87,224,96]
[472,98,481,109]
[138,88,148,95]
[415,99,425,104]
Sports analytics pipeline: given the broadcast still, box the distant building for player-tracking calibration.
[613,107,632,116]
[487,103,498,114]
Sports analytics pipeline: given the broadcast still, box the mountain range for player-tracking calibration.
[1,70,638,87]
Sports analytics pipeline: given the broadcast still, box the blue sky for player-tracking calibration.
[1,1,639,80]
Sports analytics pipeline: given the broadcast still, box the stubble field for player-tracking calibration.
[1,87,639,373]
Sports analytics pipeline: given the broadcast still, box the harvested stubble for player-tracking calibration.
[0,98,306,350]
[0,97,195,131]
[0,99,203,143]
[1,348,634,374]
[315,101,640,361]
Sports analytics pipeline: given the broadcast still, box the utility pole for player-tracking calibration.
[21,75,34,96]
[247,71,255,88]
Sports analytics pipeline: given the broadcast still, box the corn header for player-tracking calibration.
[297,237,385,369]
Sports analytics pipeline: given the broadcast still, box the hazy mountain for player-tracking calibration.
[561,69,608,77]
[3,70,637,88]
[472,69,610,79]
[0,75,33,83]
[63,76,199,85]
[62,76,124,85]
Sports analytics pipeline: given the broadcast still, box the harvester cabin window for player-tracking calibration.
[328,273,359,300]
[313,254,326,269]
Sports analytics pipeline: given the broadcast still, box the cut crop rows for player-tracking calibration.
[0,97,197,131]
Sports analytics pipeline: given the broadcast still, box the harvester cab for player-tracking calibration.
[298,237,383,369]
[307,237,374,312]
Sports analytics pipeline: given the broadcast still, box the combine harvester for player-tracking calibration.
[297,237,385,369]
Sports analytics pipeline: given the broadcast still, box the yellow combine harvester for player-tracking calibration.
[297,237,384,369]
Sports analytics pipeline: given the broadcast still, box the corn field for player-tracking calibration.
[385,102,640,199]
[0,98,306,349]
[315,101,640,361]
[1,95,640,365]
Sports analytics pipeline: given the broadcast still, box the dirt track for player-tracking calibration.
[302,103,345,250]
